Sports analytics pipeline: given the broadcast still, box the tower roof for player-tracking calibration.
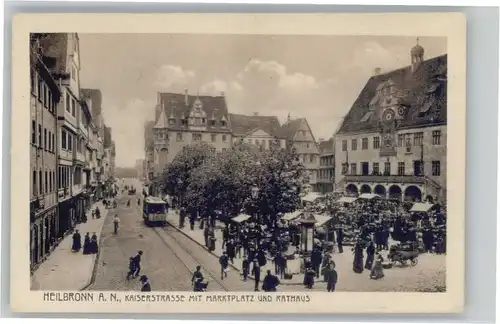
[411,38,425,56]
[153,104,168,129]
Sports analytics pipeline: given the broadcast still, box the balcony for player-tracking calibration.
[74,152,86,165]
[72,184,83,196]
[343,174,426,184]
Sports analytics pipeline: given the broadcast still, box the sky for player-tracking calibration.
[78,34,446,168]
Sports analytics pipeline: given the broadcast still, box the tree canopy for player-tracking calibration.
[160,142,309,222]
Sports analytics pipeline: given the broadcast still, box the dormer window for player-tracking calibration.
[202,118,206,125]
[181,118,188,126]
[169,118,175,126]
[220,120,227,128]
[209,119,216,127]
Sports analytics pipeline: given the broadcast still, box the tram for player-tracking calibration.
[143,196,168,227]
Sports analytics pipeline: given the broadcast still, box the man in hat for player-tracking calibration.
[192,265,204,286]
[140,275,151,292]
[132,251,143,278]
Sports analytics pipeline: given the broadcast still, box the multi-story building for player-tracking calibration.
[29,39,62,268]
[317,137,335,194]
[81,88,105,197]
[152,90,232,175]
[229,113,286,149]
[38,33,87,235]
[281,116,320,192]
[110,140,116,178]
[144,120,155,183]
[334,40,447,203]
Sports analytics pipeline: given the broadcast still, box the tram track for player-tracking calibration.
[151,226,230,291]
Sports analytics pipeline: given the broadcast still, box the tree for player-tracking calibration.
[247,146,308,225]
[160,142,215,203]
[185,143,257,220]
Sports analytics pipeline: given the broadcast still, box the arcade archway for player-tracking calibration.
[405,185,422,202]
[374,185,387,196]
[388,185,402,201]
[345,184,359,195]
[360,184,372,194]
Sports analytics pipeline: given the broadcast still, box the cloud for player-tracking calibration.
[102,98,154,167]
[154,65,195,90]
[199,79,243,95]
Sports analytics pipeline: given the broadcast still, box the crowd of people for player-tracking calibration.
[170,190,447,292]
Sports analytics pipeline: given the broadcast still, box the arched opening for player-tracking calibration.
[374,185,387,197]
[360,184,372,194]
[345,184,359,196]
[405,185,422,202]
[388,185,402,201]
[425,195,434,204]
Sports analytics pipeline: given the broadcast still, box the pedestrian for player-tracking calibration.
[71,230,81,252]
[303,262,316,289]
[365,241,375,270]
[140,275,151,292]
[91,209,95,219]
[192,265,204,286]
[137,198,141,207]
[113,215,120,234]
[126,257,136,280]
[133,250,143,277]
[82,232,91,254]
[336,227,344,253]
[226,239,235,264]
[262,269,280,292]
[251,259,261,291]
[242,257,250,281]
[91,232,99,254]
[323,262,338,292]
[370,252,385,280]
[219,252,229,280]
[311,248,322,278]
[352,241,364,273]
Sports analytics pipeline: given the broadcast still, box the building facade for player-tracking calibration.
[152,90,232,175]
[229,113,286,150]
[334,41,447,203]
[144,120,155,183]
[30,40,62,268]
[317,138,335,194]
[281,116,321,192]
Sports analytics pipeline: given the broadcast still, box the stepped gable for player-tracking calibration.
[158,92,230,132]
[229,113,284,138]
[338,54,447,134]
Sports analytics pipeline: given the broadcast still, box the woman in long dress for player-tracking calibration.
[370,252,385,279]
[352,241,364,273]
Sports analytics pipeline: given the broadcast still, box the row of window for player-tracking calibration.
[58,165,72,189]
[169,117,228,128]
[175,132,229,143]
[31,121,56,153]
[320,155,334,166]
[31,69,58,114]
[341,160,442,177]
[341,130,443,151]
[300,154,317,164]
[32,169,56,197]
[318,169,334,180]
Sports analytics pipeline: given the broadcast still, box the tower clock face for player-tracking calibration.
[382,108,395,122]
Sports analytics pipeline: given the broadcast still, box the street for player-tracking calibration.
[89,180,256,291]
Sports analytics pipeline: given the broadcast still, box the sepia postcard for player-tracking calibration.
[11,13,466,314]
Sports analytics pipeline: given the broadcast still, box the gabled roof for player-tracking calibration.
[318,138,334,155]
[229,113,284,138]
[338,54,447,134]
[154,105,169,129]
[280,118,304,140]
[158,92,230,132]
[37,33,69,76]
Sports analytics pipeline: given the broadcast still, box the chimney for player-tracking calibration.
[157,92,161,104]
[374,67,381,76]
[253,112,259,116]
[184,89,189,106]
